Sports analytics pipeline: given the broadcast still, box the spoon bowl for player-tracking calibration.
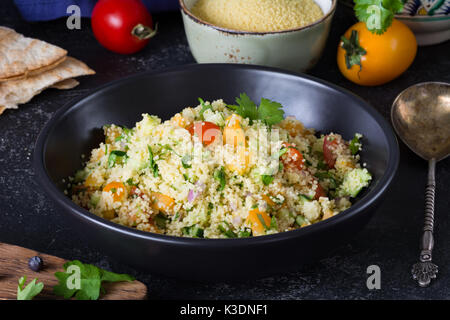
[391,81,450,287]
[391,82,450,161]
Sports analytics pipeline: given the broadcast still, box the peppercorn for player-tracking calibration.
[28,256,44,272]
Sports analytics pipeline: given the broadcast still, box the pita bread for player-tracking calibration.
[0,57,94,113]
[0,26,67,82]
[51,78,80,90]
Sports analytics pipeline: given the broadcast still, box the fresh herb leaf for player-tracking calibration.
[218,221,237,238]
[199,98,213,120]
[257,214,269,230]
[349,134,362,155]
[296,215,306,227]
[214,166,226,191]
[238,229,252,238]
[258,98,285,127]
[269,216,278,230]
[299,194,313,201]
[147,145,159,177]
[354,0,403,34]
[125,178,137,186]
[181,155,192,169]
[154,212,170,230]
[276,147,288,158]
[17,276,44,300]
[315,172,338,189]
[182,225,204,238]
[228,93,258,121]
[53,260,134,300]
[261,175,274,186]
[228,93,285,126]
[317,159,328,170]
[108,150,128,168]
[207,202,214,215]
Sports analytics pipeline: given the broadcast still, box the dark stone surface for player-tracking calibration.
[0,1,449,299]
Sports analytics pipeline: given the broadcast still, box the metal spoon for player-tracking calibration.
[391,82,450,287]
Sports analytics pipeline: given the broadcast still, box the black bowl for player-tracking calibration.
[34,64,399,281]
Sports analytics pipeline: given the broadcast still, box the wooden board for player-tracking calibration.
[0,242,147,300]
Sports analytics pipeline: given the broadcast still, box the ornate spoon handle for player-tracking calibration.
[411,158,438,287]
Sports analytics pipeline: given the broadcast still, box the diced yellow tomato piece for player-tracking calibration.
[246,209,271,236]
[225,114,242,128]
[322,209,334,221]
[280,119,305,137]
[84,173,102,188]
[92,148,105,162]
[103,181,127,202]
[151,192,175,214]
[223,114,245,148]
[103,209,116,220]
[105,126,122,144]
[171,113,187,128]
[225,146,251,174]
[335,158,356,169]
[262,194,276,207]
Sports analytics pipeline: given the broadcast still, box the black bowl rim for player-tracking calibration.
[33,63,399,248]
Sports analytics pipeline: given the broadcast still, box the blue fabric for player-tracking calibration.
[13,0,180,21]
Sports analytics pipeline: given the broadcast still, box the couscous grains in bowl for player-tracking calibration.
[69,94,372,239]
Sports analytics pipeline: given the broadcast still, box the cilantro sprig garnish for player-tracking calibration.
[354,0,403,34]
[17,276,44,300]
[53,260,134,300]
[227,93,285,127]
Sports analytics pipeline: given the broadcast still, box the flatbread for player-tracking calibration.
[0,57,95,112]
[51,78,79,90]
[0,26,67,82]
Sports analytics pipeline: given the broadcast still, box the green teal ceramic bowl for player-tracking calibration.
[180,0,337,72]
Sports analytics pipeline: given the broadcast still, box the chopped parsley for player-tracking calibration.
[154,213,170,230]
[261,175,274,186]
[181,155,192,168]
[214,166,226,191]
[349,134,362,155]
[218,221,237,238]
[199,97,212,120]
[108,150,128,168]
[182,225,204,238]
[147,145,159,177]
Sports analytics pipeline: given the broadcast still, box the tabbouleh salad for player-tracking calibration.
[68,94,372,238]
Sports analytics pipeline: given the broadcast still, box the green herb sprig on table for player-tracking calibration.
[53,260,134,300]
[17,276,44,300]
[354,0,403,34]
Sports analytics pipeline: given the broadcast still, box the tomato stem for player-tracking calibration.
[340,30,366,73]
[131,23,158,40]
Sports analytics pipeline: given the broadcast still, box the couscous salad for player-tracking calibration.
[69,94,372,238]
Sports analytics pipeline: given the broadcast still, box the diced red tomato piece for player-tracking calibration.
[323,135,338,169]
[186,121,221,146]
[314,182,326,200]
[281,142,304,171]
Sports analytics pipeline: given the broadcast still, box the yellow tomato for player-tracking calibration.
[103,181,126,202]
[337,20,417,86]
[246,209,271,236]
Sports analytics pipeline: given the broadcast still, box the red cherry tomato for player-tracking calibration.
[91,0,156,54]
[323,135,338,169]
[186,121,221,146]
[281,143,304,171]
